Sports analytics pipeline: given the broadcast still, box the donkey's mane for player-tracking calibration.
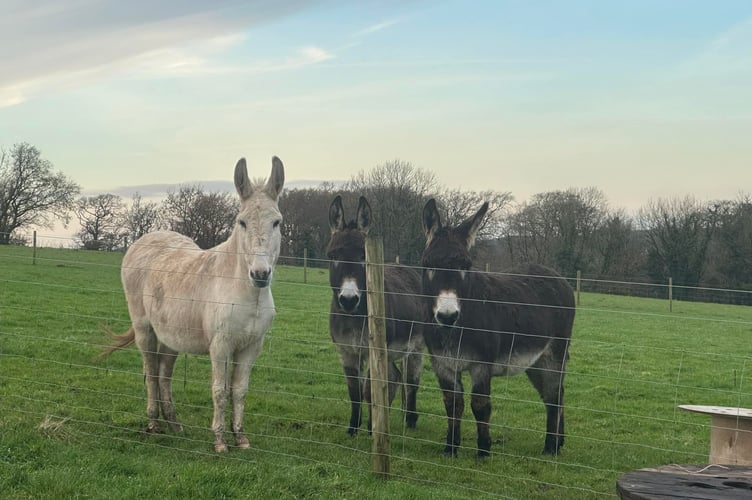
[250,177,272,194]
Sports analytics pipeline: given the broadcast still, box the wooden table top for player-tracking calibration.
[678,405,752,420]
[617,464,752,499]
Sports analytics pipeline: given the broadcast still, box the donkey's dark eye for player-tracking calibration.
[238,220,247,229]
[273,220,280,229]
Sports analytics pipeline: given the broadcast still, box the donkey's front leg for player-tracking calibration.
[469,365,493,458]
[229,343,262,449]
[338,351,364,435]
[437,373,464,457]
[209,350,232,452]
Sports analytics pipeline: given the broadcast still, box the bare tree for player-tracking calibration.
[595,210,644,280]
[436,188,514,240]
[704,194,752,293]
[638,196,713,298]
[74,194,125,250]
[347,159,438,264]
[0,143,80,244]
[122,193,162,245]
[503,187,609,276]
[161,185,237,249]
[278,184,337,265]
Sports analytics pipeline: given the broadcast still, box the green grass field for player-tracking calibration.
[1,245,751,499]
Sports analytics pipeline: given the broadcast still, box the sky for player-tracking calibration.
[2,0,752,236]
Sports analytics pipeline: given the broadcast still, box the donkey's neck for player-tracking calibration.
[216,229,246,276]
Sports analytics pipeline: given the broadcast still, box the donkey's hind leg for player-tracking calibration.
[134,324,161,434]
[526,347,568,455]
[158,344,182,432]
[364,361,402,433]
[403,350,423,428]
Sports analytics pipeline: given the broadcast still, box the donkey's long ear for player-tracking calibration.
[422,198,442,244]
[329,195,345,233]
[458,202,489,249]
[234,158,253,200]
[356,196,372,235]
[265,156,285,200]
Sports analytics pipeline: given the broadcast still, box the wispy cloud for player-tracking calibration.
[671,15,752,79]
[185,45,334,76]
[0,34,235,108]
[354,17,407,37]
[0,0,323,107]
[299,46,334,64]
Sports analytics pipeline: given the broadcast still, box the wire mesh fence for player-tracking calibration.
[1,236,751,498]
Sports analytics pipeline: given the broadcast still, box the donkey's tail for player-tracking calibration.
[98,326,136,360]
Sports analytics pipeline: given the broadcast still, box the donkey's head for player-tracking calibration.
[233,156,285,288]
[421,198,488,327]
[326,195,372,314]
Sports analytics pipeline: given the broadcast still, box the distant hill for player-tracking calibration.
[88,179,344,200]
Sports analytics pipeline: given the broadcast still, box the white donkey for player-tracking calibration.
[102,156,284,452]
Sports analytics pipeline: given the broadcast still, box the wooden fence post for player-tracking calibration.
[303,248,308,284]
[365,236,390,479]
[32,230,37,265]
[669,277,673,312]
[576,270,581,306]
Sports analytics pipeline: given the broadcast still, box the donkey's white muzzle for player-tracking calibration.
[250,256,273,288]
[337,278,361,312]
[434,291,460,326]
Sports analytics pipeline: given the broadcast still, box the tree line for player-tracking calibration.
[2,142,751,303]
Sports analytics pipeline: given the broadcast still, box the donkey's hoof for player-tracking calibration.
[167,422,184,433]
[145,422,162,434]
[543,441,563,455]
[347,427,358,436]
[214,443,229,453]
[405,416,418,429]
[235,436,250,449]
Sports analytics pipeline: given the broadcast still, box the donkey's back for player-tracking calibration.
[475,262,574,375]
[484,262,575,340]
[122,230,201,299]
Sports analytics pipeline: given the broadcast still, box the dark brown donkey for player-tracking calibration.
[420,199,575,458]
[327,195,424,435]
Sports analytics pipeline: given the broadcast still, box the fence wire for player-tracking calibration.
[1,239,751,498]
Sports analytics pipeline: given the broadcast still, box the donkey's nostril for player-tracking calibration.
[436,310,459,326]
[250,269,271,287]
[338,295,360,312]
